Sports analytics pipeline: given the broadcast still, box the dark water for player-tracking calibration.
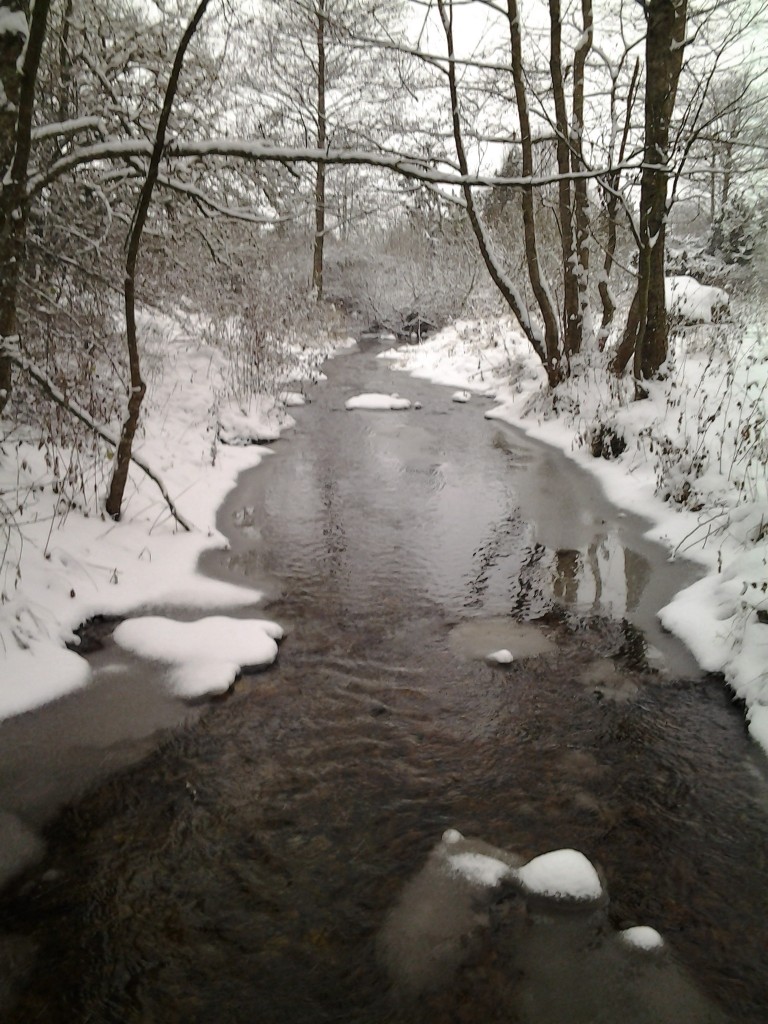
[1,344,767,1023]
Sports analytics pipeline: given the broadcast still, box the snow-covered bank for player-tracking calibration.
[0,314,353,720]
[382,314,768,755]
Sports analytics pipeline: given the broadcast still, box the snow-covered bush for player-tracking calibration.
[666,276,730,326]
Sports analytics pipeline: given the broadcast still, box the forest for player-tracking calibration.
[2,5,768,1018]
[0,0,766,688]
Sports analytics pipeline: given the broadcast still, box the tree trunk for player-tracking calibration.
[506,0,563,384]
[106,0,211,519]
[312,0,326,299]
[570,0,592,355]
[548,0,579,359]
[611,0,687,386]
[436,0,552,380]
[598,58,640,348]
[0,0,51,416]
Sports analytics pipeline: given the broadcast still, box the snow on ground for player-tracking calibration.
[382,301,768,756]
[0,312,349,721]
[217,397,293,445]
[279,390,307,407]
[666,275,730,324]
[345,392,412,411]
[112,615,283,698]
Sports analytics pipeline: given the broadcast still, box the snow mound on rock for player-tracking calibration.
[113,615,283,698]
[517,848,603,901]
[620,925,665,951]
[345,393,411,411]
[447,851,512,887]
[487,648,514,664]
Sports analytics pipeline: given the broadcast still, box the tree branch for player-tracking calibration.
[4,345,194,532]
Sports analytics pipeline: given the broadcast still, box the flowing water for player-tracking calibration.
[1,343,767,1023]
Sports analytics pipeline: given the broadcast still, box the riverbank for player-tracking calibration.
[2,307,765,754]
[0,313,354,720]
[4,340,767,1024]
[382,314,768,754]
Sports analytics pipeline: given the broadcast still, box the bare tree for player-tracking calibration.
[610,0,688,389]
[105,0,212,520]
[0,0,51,415]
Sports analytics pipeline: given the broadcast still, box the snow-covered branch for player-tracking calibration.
[27,137,650,198]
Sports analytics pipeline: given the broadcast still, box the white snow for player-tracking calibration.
[452,390,471,403]
[620,925,665,950]
[345,392,412,411]
[517,848,603,901]
[217,396,294,445]
[112,615,282,698]
[666,276,729,324]
[0,642,91,720]
[279,390,307,407]
[0,9,28,38]
[747,706,768,752]
[447,851,511,886]
[487,648,514,663]
[442,827,464,844]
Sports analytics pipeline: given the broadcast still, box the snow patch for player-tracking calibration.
[0,641,91,719]
[620,925,665,951]
[447,851,511,887]
[0,10,28,38]
[279,390,307,407]
[112,615,283,699]
[747,706,768,758]
[345,393,412,411]
[666,276,729,324]
[517,848,603,901]
[218,396,294,445]
[487,648,514,664]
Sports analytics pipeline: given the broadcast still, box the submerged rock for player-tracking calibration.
[378,830,729,1024]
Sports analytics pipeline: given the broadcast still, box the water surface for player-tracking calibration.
[1,343,767,1023]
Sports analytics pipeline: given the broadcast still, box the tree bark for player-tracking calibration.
[506,0,563,384]
[598,58,640,347]
[611,0,687,387]
[548,0,579,358]
[0,0,51,416]
[105,0,212,519]
[436,0,550,376]
[312,0,327,299]
[570,0,592,355]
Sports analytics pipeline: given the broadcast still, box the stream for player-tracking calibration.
[1,342,767,1023]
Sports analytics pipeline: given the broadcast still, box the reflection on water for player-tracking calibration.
[1,345,767,1023]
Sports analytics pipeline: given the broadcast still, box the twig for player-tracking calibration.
[6,348,194,532]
